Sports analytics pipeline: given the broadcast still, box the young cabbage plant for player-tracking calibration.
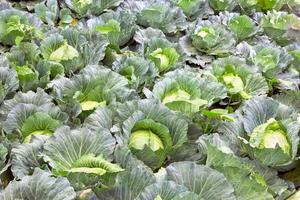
[198,133,292,199]
[43,126,122,190]
[87,9,137,47]
[139,34,183,73]
[190,19,236,56]
[34,0,59,25]
[41,28,108,74]
[0,9,42,46]
[0,88,54,117]
[1,89,67,143]
[64,0,124,17]
[237,0,285,12]
[173,0,213,20]
[2,102,67,143]
[240,42,293,86]
[114,99,188,169]
[152,69,227,115]
[112,55,158,90]
[228,15,258,41]
[254,44,292,78]
[240,96,300,167]
[212,56,269,100]
[123,0,187,35]
[49,65,131,117]
[260,11,300,45]
[5,42,65,91]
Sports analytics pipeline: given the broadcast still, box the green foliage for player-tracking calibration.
[0,0,299,199]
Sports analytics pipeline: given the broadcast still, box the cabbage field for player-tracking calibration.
[0,0,300,199]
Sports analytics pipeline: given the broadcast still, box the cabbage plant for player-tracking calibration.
[152,69,227,114]
[113,99,188,169]
[233,96,300,167]
[1,89,68,142]
[49,65,131,116]
[189,18,236,56]
[211,56,269,100]
[136,29,183,73]
[260,11,300,45]
[112,55,158,90]
[123,0,187,35]
[172,0,212,20]
[40,28,108,74]
[64,0,124,17]
[0,9,42,45]
[43,126,122,189]
[87,9,137,46]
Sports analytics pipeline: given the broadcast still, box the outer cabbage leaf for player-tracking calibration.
[93,165,156,199]
[285,43,300,72]
[172,0,213,20]
[0,88,53,117]
[0,143,8,173]
[165,161,236,199]
[35,0,59,25]
[114,144,152,173]
[83,107,114,132]
[208,0,236,11]
[43,126,118,189]
[137,181,188,200]
[0,168,76,200]
[273,90,300,113]
[0,56,18,104]
[11,135,48,179]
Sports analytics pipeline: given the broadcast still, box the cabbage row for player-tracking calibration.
[0,0,300,199]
